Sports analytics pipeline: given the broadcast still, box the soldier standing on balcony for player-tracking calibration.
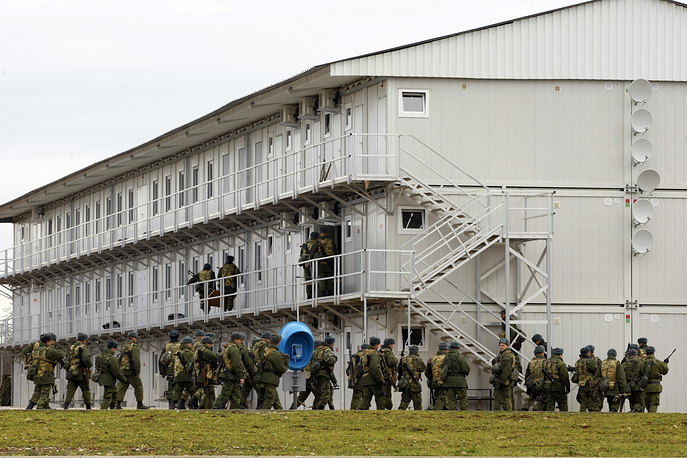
[218,255,240,312]
[310,227,337,297]
[196,263,216,312]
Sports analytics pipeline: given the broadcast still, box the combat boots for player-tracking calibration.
[115,401,122,410]
[176,401,186,410]
[25,401,36,409]
[186,396,198,409]
[85,404,92,410]
[63,402,69,410]
[168,400,174,409]
[136,401,150,410]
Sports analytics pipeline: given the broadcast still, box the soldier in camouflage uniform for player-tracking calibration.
[63,332,93,409]
[196,263,216,312]
[31,334,65,409]
[398,345,426,410]
[97,341,127,409]
[312,336,338,409]
[522,345,548,411]
[218,255,240,311]
[637,337,648,358]
[492,338,518,411]
[347,343,367,410]
[310,227,337,297]
[300,233,319,299]
[237,333,256,409]
[379,338,399,409]
[161,330,189,409]
[435,341,470,411]
[194,336,219,409]
[260,333,289,409]
[425,342,449,410]
[499,310,526,352]
[359,337,387,410]
[636,346,669,413]
[296,340,321,409]
[573,346,597,412]
[253,331,276,409]
[543,347,570,411]
[532,334,548,356]
[213,332,244,409]
[621,347,643,412]
[171,337,195,409]
[22,338,43,409]
[586,344,603,411]
[185,329,206,409]
[115,331,149,409]
[595,348,627,412]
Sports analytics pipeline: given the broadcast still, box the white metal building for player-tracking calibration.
[1,0,686,411]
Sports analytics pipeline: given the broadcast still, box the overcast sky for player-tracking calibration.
[0,0,580,318]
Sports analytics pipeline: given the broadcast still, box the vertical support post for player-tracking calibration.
[546,238,552,356]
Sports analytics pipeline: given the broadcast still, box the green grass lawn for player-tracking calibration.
[0,410,685,456]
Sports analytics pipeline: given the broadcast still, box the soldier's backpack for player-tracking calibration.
[31,344,55,379]
[636,360,654,390]
[92,352,108,385]
[159,350,172,376]
[622,358,640,389]
[525,357,546,390]
[65,342,84,378]
[600,359,618,390]
[430,353,447,383]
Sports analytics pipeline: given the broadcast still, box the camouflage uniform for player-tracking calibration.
[301,234,319,299]
[195,338,219,409]
[379,342,399,410]
[543,349,570,411]
[213,335,244,409]
[492,341,517,411]
[574,348,598,412]
[621,349,643,412]
[196,265,216,311]
[636,347,669,413]
[359,338,387,410]
[96,343,127,409]
[31,337,65,409]
[116,334,148,409]
[64,337,93,409]
[522,350,547,411]
[310,229,336,297]
[218,259,240,311]
[171,339,195,408]
[595,350,627,412]
[259,335,289,409]
[298,341,321,408]
[425,344,449,410]
[312,337,338,409]
[238,337,256,408]
[398,347,427,410]
[22,341,41,408]
[587,346,603,411]
[161,334,189,407]
[347,345,366,410]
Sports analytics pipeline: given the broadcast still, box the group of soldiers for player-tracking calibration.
[299,228,337,298]
[189,255,241,312]
[22,331,150,410]
[515,336,671,413]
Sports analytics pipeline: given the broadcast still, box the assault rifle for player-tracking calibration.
[79,346,89,385]
[379,349,398,392]
[346,338,356,389]
[196,348,210,395]
[613,393,631,412]
[127,349,137,377]
[542,366,567,393]
[663,348,676,364]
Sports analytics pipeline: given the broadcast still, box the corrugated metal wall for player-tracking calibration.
[331,0,687,82]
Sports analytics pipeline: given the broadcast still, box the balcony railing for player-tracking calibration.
[7,249,415,347]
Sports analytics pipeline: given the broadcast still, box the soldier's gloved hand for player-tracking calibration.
[503,380,510,387]
[663,358,670,364]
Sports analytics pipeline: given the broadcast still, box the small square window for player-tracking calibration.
[399,90,429,118]
[345,106,352,131]
[399,208,425,233]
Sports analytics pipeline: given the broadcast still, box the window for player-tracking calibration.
[399,90,429,118]
[56,215,62,245]
[221,154,230,194]
[85,205,90,237]
[95,279,101,313]
[95,201,101,233]
[105,197,112,230]
[192,167,199,203]
[305,123,311,144]
[21,224,25,243]
[74,208,80,240]
[47,218,53,248]
[116,274,123,308]
[178,171,185,208]
[105,277,112,310]
[238,246,245,287]
[286,233,292,254]
[286,130,292,150]
[267,235,274,258]
[345,217,352,242]
[85,281,91,315]
[165,176,172,212]
[165,263,172,300]
[128,271,135,306]
[324,113,331,137]
[206,160,214,198]
[345,106,352,131]
[255,242,262,283]
[116,192,123,227]
[128,189,135,223]
[178,260,186,298]
[152,181,159,216]
[268,137,274,157]
[152,266,159,302]
[401,327,425,348]
[399,208,426,233]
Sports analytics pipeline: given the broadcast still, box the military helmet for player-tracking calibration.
[251,337,260,345]
[499,338,510,346]
[383,337,395,346]
[645,346,655,354]
[239,333,246,341]
[534,345,546,354]
[201,336,213,344]
[49,333,57,342]
[580,346,590,355]
[438,342,449,350]
[270,333,282,344]
[369,337,381,345]
[491,362,502,374]
[638,337,648,344]
[532,333,543,343]
[77,332,89,341]
[607,348,617,357]
[324,336,335,345]
[553,347,564,355]
[409,345,419,354]
[203,263,212,270]
[361,343,370,349]
[230,331,242,340]
[227,255,235,263]
[40,334,51,343]
[629,343,639,350]
[313,340,322,347]
[309,232,319,240]
[169,330,180,339]
[194,329,206,337]
[627,348,638,356]
[107,340,118,349]
[205,332,216,339]
[587,344,596,352]
[128,331,138,338]
[181,336,193,344]
[449,341,461,349]
[261,331,272,339]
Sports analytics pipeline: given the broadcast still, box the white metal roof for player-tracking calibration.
[330,0,687,81]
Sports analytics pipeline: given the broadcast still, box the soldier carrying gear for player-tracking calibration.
[621,347,643,412]
[195,263,216,312]
[213,331,245,409]
[595,348,628,412]
[31,333,65,409]
[522,344,548,411]
[574,346,598,412]
[492,338,519,411]
[218,255,240,312]
[434,341,470,411]
[171,337,195,409]
[310,227,337,297]
[311,335,337,409]
[115,331,149,410]
[63,332,93,410]
[636,346,669,412]
[398,345,426,410]
[359,337,387,410]
[425,342,449,410]
[97,341,128,410]
[260,334,289,409]
[301,233,319,299]
[543,347,570,411]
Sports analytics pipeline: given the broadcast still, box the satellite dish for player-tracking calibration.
[632,199,653,226]
[631,108,653,134]
[636,169,660,193]
[629,79,652,104]
[631,138,653,165]
[632,229,654,255]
